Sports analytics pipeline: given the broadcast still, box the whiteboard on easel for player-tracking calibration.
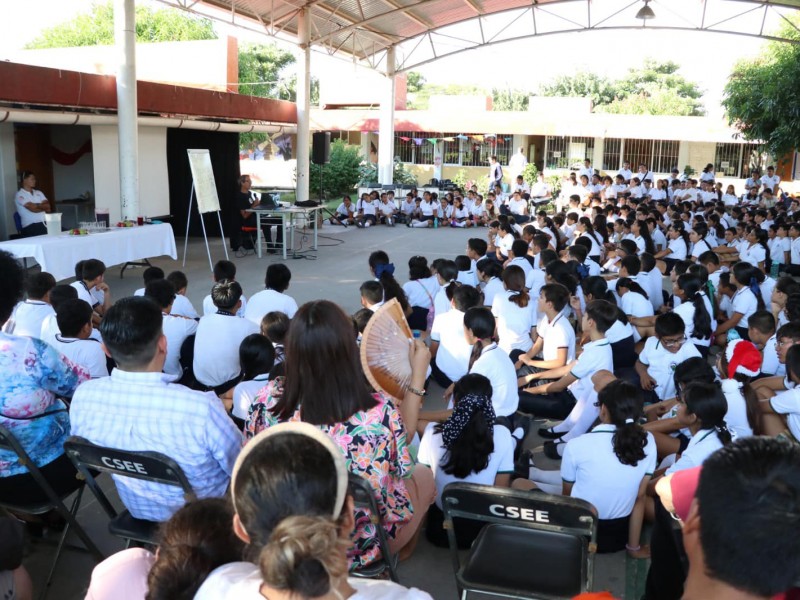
[187,149,220,214]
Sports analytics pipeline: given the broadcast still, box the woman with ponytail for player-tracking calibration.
[688,222,713,262]
[464,307,519,421]
[740,226,770,272]
[195,422,432,599]
[419,373,514,548]
[672,274,714,357]
[632,219,656,255]
[714,261,764,343]
[432,259,458,318]
[575,216,603,263]
[655,222,690,274]
[514,378,656,554]
[477,258,504,307]
[615,278,653,343]
[492,265,534,356]
[86,499,244,600]
[368,251,411,316]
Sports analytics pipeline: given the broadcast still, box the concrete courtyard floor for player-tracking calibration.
[20,221,646,599]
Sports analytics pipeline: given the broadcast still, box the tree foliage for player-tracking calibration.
[407,83,486,109]
[26,2,216,48]
[722,17,800,158]
[237,41,296,99]
[539,59,705,116]
[492,88,529,111]
[310,140,363,197]
[406,71,426,94]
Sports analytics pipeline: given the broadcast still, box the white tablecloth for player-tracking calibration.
[0,223,177,281]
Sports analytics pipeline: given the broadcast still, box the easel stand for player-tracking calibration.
[182,182,229,271]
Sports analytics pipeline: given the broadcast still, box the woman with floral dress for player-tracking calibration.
[0,250,89,504]
[245,299,434,568]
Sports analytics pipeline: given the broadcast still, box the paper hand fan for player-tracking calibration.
[360,298,413,401]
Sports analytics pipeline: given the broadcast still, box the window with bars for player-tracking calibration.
[443,136,460,165]
[414,135,435,165]
[395,131,415,163]
[653,140,679,173]
[545,136,570,169]
[624,139,654,173]
[715,143,743,178]
[603,138,622,171]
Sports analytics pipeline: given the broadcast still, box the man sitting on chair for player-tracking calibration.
[70,297,241,522]
[237,174,283,254]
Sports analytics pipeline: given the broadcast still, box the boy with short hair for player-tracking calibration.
[747,310,781,376]
[133,266,165,297]
[516,283,576,381]
[455,255,478,287]
[145,279,198,379]
[166,270,199,320]
[3,272,56,337]
[359,280,384,311]
[636,312,701,402]
[202,260,247,317]
[40,284,79,344]
[51,298,108,378]
[260,311,290,377]
[70,259,111,326]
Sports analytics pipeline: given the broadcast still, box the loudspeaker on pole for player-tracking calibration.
[312,131,331,165]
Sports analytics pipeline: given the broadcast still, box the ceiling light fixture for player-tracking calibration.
[635,0,656,20]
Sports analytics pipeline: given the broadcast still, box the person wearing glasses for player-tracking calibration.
[237,174,283,254]
[636,313,701,404]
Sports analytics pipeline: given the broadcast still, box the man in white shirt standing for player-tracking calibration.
[508,147,527,181]
[14,171,50,237]
[488,155,503,191]
[618,161,633,183]
[579,159,594,180]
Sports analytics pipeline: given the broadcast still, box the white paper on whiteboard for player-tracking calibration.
[187,149,221,214]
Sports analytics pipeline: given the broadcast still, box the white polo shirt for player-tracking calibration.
[14,188,48,227]
[567,338,613,402]
[193,313,259,387]
[418,422,515,510]
[403,276,440,309]
[644,268,665,312]
[244,288,298,325]
[620,291,653,319]
[739,243,766,268]
[791,238,800,265]
[70,281,101,309]
[456,269,478,287]
[50,335,108,378]
[171,294,199,320]
[562,425,657,520]
[537,311,576,363]
[719,378,754,440]
[492,290,535,354]
[576,232,602,258]
[666,429,725,474]
[232,375,270,420]
[731,287,759,328]
[357,198,377,216]
[162,313,198,377]
[638,337,701,400]
[482,277,504,308]
[666,237,688,260]
[470,343,519,417]
[3,300,54,338]
[770,388,800,439]
[431,309,471,383]
[605,320,634,345]
[202,293,248,318]
[761,334,784,376]
[496,233,515,258]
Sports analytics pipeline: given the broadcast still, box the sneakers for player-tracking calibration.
[364,221,371,228]
[356,221,364,228]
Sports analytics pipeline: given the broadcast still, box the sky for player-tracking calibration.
[0,0,782,119]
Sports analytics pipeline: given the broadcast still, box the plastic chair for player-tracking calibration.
[0,426,103,598]
[441,482,598,599]
[63,436,197,546]
[347,473,400,583]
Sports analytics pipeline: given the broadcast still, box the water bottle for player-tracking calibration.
[433,217,439,229]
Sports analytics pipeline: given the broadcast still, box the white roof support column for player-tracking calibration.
[115,0,139,220]
[378,46,396,186]
[295,8,311,203]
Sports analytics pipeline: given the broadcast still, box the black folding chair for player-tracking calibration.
[63,436,196,546]
[0,426,103,598]
[347,473,400,583]
[442,482,598,600]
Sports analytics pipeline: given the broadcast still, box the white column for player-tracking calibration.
[378,47,396,185]
[115,0,139,220]
[295,9,311,203]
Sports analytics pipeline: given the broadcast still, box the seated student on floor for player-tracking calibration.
[636,312,702,404]
[202,260,247,318]
[715,339,761,438]
[714,261,765,344]
[771,276,800,329]
[260,311,289,379]
[477,259,504,307]
[418,373,514,549]
[359,281,384,312]
[244,263,298,325]
[228,334,275,428]
[492,266,535,358]
[2,272,56,338]
[517,299,615,421]
[194,280,260,394]
[71,259,111,327]
[455,255,478,287]
[144,279,198,381]
[166,271,199,320]
[50,299,108,378]
[330,195,355,226]
[747,310,781,377]
[429,285,482,389]
[514,378,656,554]
[133,266,164,297]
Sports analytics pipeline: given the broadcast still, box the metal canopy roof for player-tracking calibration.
[165,0,800,72]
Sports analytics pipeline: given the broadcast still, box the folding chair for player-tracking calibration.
[441,482,598,600]
[63,436,197,546]
[0,426,103,598]
[347,473,400,583]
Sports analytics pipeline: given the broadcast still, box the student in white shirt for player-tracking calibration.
[492,266,535,356]
[477,260,504,308]
[355,192,378,228]
[132,266,165,297]
[636,312,701,402]
[518,299,615,422]
[454,255,478,287]
[494,223,516,259]
[739,227,769,271]
[330,195,355,226]
[573,217,603,262]
[747,310,782,376]
[430,286,482,388]
[194,422,433,600]
[244,263,298,326]
[689,223,714,262]
[514,378,656,553]
[166,271,199,320]
[639,253,665,313]
[194,280,260,393]
[654,223,690,274]
[202,260,248,318]
[51,298,108,378]
[418,373,514,548]
[230,334,275,423]
[769,224,791,267]
[2,272,55,338]
[70,259,111,327]
[377,197,398,226]
[760,166,780,192]
[145,279,198,380]
[715,339,761,439]
[616,277,653,342]
[714,262,765,343]
[402,256,441,331]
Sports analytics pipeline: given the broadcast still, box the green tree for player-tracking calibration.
[26,2,216,47]
[492,88,529,111]
[539,71,617,107]
[722,17,800,158]
[237,41,296,99]
[407,83,487,109]
[406,71,426,94]
[310,140,363,197]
